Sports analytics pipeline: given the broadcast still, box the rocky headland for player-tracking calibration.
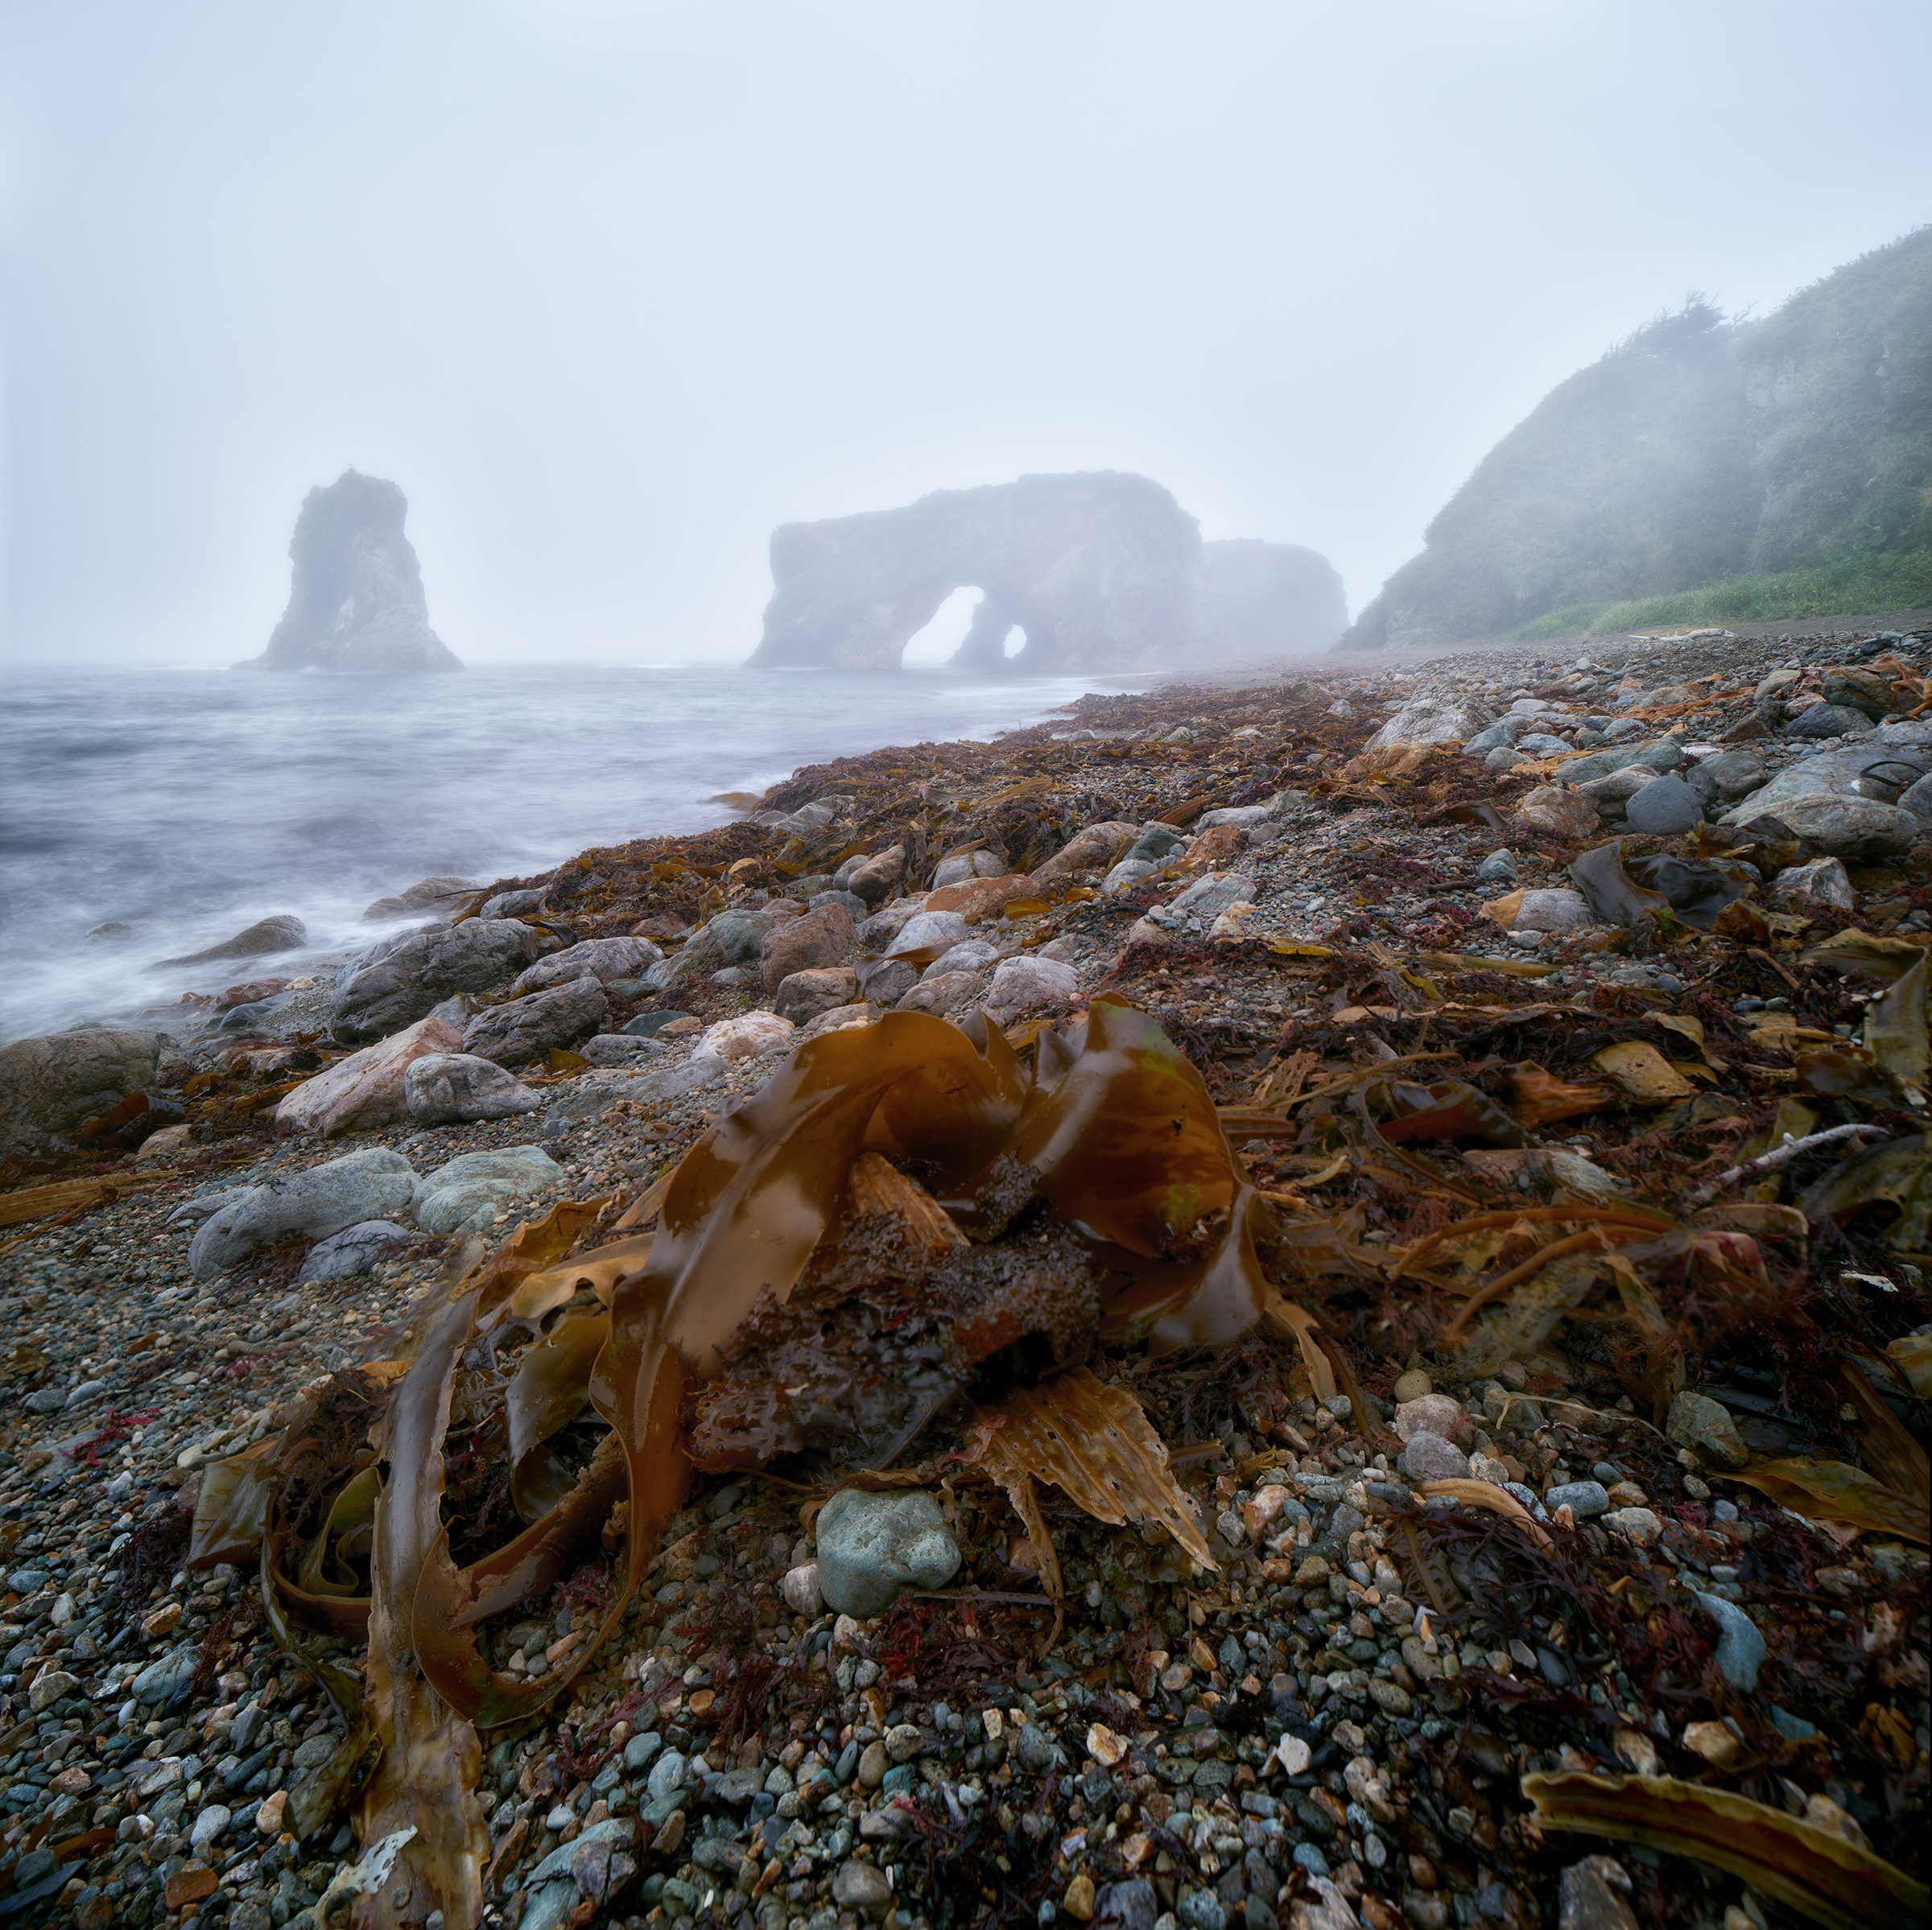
[746,472,1346,674]
[1,618,1928,1930]
[1341,229,1932,650]
[240,470,462,675]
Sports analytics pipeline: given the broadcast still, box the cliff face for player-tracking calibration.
[746,472,1347,671]
[243,470,462,674]
[1341,227,1932,648]
[1196,538,1349,660]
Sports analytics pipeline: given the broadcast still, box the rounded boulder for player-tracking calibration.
[815,1488,961,1618]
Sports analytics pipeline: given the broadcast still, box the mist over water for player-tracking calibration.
[0,663,1146,1043]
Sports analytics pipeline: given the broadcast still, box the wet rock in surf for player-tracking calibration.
[361,874,483,922]
[155,913,307,968]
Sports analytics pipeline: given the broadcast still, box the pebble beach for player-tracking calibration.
[1,619,1928,1930]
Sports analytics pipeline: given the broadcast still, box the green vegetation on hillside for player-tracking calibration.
[1744,230,1932,568]
[1345,227,1932,649]
[1512,547,1932,640]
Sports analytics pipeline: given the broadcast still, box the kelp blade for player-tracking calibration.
[993,996,1244,1256]
[357,1288,491,1930]
[1725,1456,1930,1543]
[1521,1772,1930,1930]
[975,1367,1216,1575]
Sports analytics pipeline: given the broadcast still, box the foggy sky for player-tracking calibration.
[3,2,1927,669]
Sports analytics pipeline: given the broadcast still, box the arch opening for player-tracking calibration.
[1002,625,1026,660]
[900,586,982,668]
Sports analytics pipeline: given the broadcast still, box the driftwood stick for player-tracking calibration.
[1691,1122,1887,1207]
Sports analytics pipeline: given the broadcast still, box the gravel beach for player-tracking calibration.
[2,621,1928,1930]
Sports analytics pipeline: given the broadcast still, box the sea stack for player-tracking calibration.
[242,469,462,673]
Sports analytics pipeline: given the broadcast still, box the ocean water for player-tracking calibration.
[0,662,1149,1043]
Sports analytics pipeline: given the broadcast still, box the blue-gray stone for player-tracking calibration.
[1694,1590,1768,1692]
[1502,1482,1551,1524]
[1622,775,1704,834]
[710,1766,762,1804]
[1517,733,1571,758]
[881,1763,918,1797]
[1787,703,1872,739]
[1554,746,1644,786]
[412,1146,564,1238]
[808,891,869,922]
[131,1647,197,1704]
[622,1730,662,1773]
[1125,825,1188,865]
[223,1746,273,1791]
[1473,851,1518,884]
[188,1146,417,1280]
[1178,1891,1228,1930]
[5,1573,46,1598]
[815,1487,960,1619]
[645,1748,687,1804]
[620,1011,684,1039]
[835,1740,860,1784]
[1543,1480,1609,1520]
[524,1815,639,1891]
[1292,1842,1330,1878]
[1771,1705,1818,1742]
[516,1880,580,1930]
[301,1220,412,1285]
[639,1791,686,1828]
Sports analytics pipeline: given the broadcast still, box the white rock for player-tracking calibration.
[882,911,971,959]
[985,955,1078,1011]
[696,1011,797,1062]
[509,934,663,997]
[1360,698,1493,770]
[1101,859,1159,895]
[922,940,1001,982]
[1508,889,1596,934]
[781,1562,823,1617]
[189,1804,232,1851]
[931,851,1008,888]
[275,1013,464,1138]
[1766,856,1856,913]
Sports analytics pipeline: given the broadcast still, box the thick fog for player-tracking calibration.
[3,2,1927,667]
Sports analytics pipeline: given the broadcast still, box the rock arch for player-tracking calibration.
[746,472,1203,674]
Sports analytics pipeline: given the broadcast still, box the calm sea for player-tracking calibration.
[0,662,1148,1043]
